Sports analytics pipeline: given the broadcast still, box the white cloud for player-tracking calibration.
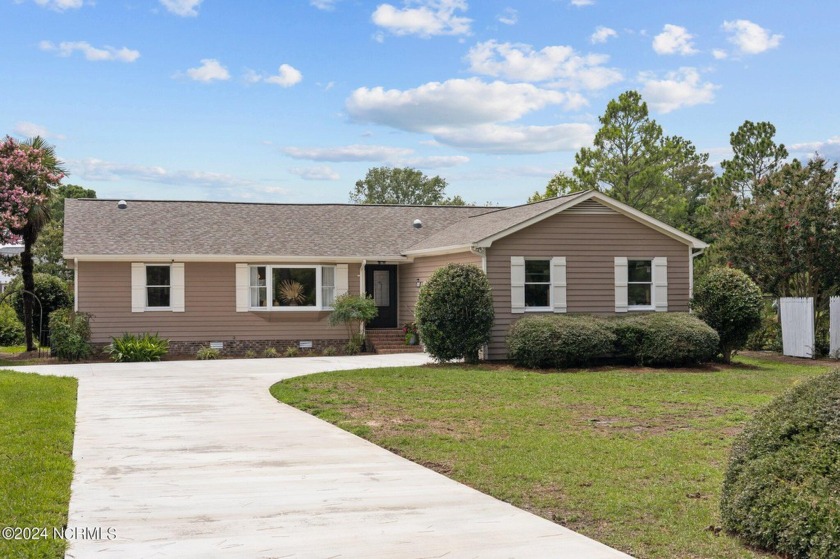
[39,40,140,62]
[790,136,840,160]
[497,7,517,25]
[310,0,338,10]
[247,64,303,87]
[570,0,594,6]
[430,123,593,154]
[160,0,203,17]
[401,155,469,167]
[283,144,414,162]
[288,166,341,181]
[590,26,617,44]
[712,48,728,60]
[30,0,83,10]
[722,19,782,55]
[347,78,585,133]
[466,40,622,90]
[185,59,230,82]
[652,24,698,55]
[72,158,255,188]
[12,121,65,140]
[372,0,471,38]
[640,67,718,113]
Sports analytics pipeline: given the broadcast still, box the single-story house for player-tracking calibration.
[64,190,707,359]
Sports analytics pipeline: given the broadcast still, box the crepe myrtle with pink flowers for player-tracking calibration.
[0,135,65,350]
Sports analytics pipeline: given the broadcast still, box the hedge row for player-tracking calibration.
[507,313,719,369]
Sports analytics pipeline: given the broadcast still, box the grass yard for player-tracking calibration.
[0,370,77,559]
[271,356,830,559]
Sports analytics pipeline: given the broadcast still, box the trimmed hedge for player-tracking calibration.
[508,314,615,369]
[508,313,718,369]
[415,264,494,363]
[720,370,840,558]
[613,313,719,366]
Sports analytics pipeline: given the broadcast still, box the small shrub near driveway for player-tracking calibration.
[49,308,92,361]
[328,294,378,355]
[613,313,719,366]
[721,369,840,558]
[105,333,169,362]
[415,264,494,363]
[508,314,615,369]
[263,347,279,358]
[691,267,763,363]
[196,346,220,360]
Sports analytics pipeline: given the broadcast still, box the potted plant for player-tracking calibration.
[403,321,419,345]
[278,280,306,306]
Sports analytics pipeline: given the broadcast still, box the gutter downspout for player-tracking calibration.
[73,258,79,312]
[360,259,367,340]
[470,246,489,360]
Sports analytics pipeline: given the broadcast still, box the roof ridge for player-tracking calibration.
[69,198,507,209]
[463,189,592,219]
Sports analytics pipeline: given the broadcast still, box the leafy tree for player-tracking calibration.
[536,91,714,230]
[350,167,466,205]
[528,171,584,202]
[414,264,493,363]
[718,120,788,203]
[33,184,96,280]
[691,267,764,363]
[0,136,64,351]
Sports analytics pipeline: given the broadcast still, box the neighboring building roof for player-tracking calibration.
[63,199,492,260]
[64,191,706,261]
[0,244,24,257]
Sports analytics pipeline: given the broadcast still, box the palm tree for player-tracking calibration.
[10,137,63,350]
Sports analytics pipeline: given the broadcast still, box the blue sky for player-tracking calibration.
[2,0,838,206]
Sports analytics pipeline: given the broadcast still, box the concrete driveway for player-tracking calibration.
[12,355,632,559]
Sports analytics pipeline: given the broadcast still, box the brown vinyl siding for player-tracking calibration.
[486,212,691,359]
[78,261,360,343]
[397,252,482,325]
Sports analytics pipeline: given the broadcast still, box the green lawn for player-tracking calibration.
[271,356,830,559]
[0,370,77,559]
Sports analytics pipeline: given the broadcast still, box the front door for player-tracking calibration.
[365,265,398,328]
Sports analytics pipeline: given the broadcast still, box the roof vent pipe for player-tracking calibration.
[117,200,128,210]
[413,219,422,229]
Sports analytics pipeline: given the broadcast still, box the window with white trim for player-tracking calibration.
[627,260,652,308]
[248,265,335,310]
[146,265,171,308]
[322,266,336,308]
[525,259,551,309]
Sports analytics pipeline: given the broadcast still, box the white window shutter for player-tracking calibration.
[653,257,668,312]
[511,256,525,314]
[614,257,628,313]
[551,257,567,313]
[171,263,185,312]
[235,264,249,312]
[335,264,349,297]
[131,263,146,313]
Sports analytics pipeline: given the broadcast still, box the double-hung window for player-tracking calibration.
[146,265,171,308]
[524,259,551,309]
[627,260,653,308]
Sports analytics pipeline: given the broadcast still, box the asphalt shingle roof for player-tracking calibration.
[63,199,494,258]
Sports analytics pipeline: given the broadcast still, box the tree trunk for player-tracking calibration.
[22,230,36,352]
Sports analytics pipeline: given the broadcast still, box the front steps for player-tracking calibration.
[366,328,425,355]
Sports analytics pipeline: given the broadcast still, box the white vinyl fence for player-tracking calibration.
[779,297,815,359]
[830,297,840,357]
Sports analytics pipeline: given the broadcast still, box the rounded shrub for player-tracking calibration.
[612,313,719,366]
[8,273,72,345]
[720,370,840,558]
[415,264,494,363]
[49,308,92,361]
[507,314,615,369]
[0,303,24,346]
[691,267,763,362]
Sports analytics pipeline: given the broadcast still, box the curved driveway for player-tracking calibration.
[12,355,631,559]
